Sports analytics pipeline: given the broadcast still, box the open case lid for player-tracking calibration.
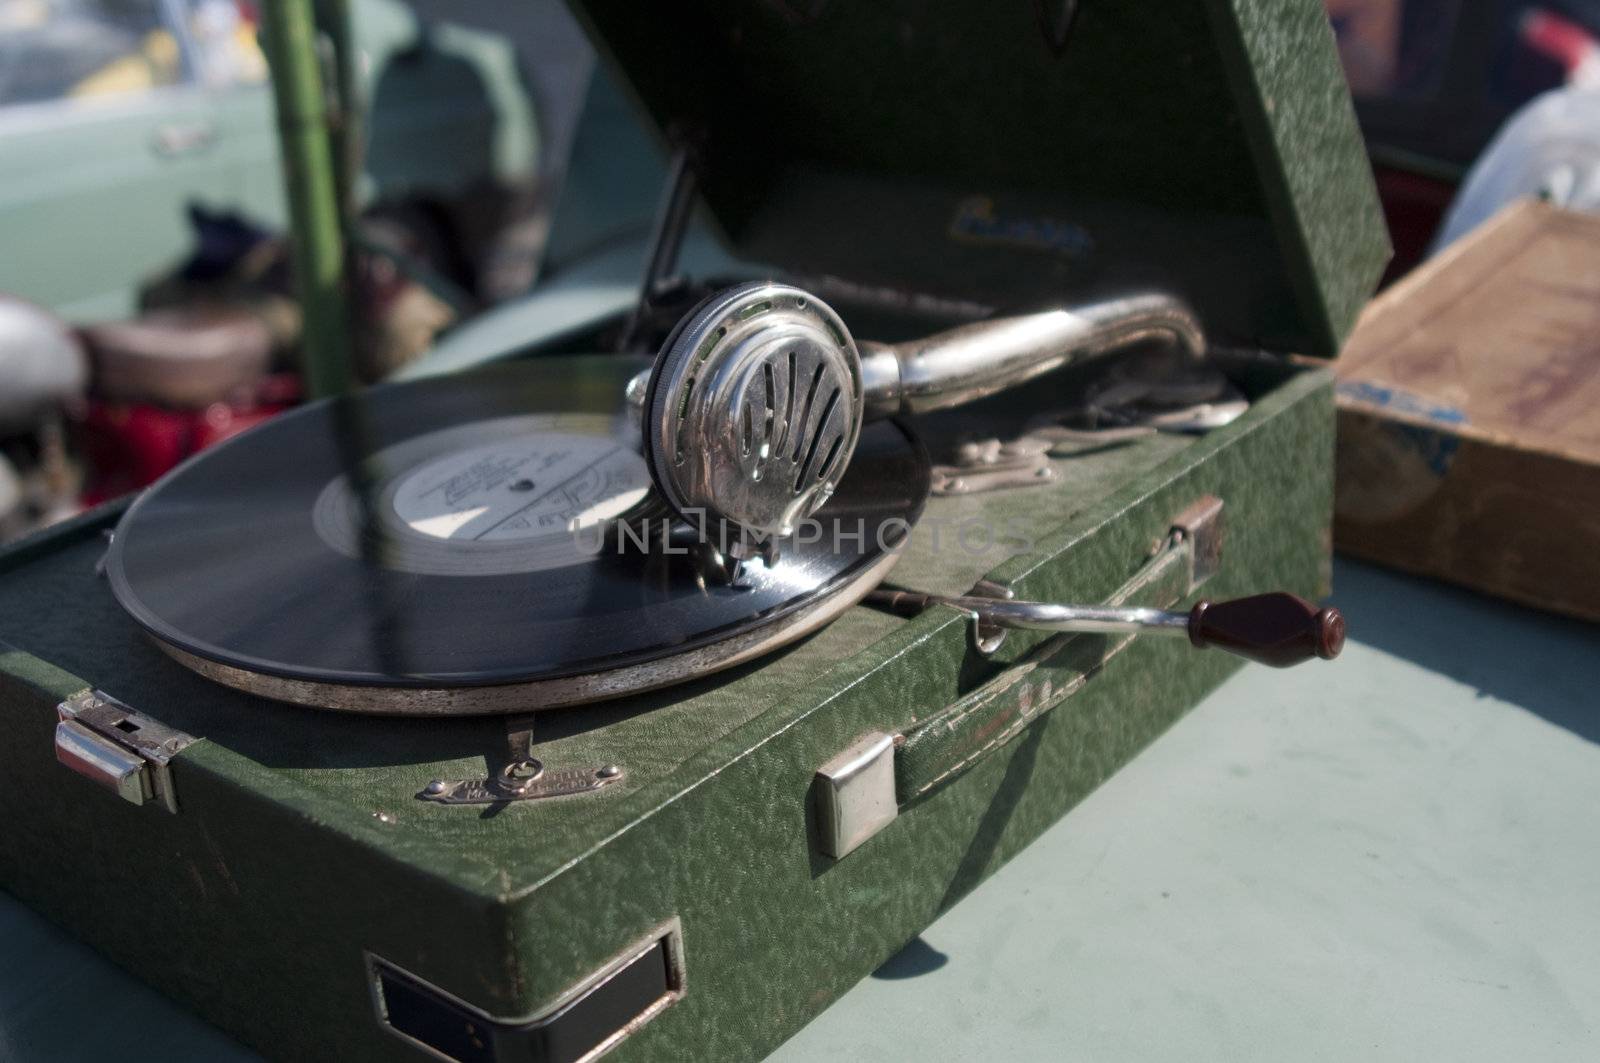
[564,0,1390,357]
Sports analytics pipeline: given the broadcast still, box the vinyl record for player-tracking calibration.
[105,357,929,713]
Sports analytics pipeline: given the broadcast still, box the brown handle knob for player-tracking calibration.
[1187,593,1345,667]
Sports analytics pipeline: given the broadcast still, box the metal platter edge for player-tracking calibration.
[148,548,906,716]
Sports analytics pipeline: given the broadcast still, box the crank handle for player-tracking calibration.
[874,590,1345,668]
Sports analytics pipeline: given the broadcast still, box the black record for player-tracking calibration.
[105,357,929,713]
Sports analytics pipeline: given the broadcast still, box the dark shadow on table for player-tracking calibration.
[873,936,951,980]
[1331,559,1600,745]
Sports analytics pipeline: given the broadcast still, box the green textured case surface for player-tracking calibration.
[565,0,1390,356]
[0,357,1334,1061]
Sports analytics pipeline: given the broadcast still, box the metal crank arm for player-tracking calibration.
[869,589,1345,668]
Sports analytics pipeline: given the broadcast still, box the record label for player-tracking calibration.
[391,433,650,543]
[311,413,654,577]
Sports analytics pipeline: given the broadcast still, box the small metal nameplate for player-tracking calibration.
[417,760,624,805]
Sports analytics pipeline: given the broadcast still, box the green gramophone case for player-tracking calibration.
[0,2,1387,1060]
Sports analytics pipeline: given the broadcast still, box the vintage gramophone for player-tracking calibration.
[0,2,1386,1060]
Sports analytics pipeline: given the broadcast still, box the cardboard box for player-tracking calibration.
[1335,200,1600,621]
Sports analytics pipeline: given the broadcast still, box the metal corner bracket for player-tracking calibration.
[814,731,899,860]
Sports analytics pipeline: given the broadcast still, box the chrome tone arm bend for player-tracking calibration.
[858,292,1205,418]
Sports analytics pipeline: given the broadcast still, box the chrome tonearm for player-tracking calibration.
[634,282,1204,550]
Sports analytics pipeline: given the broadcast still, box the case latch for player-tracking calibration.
[55,689,198,813]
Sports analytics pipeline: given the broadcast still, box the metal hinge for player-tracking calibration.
[55,689,198,813]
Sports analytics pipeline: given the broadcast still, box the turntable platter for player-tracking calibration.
[105,358,929,713]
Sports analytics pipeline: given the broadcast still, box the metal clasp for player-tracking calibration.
[55,689,198,813]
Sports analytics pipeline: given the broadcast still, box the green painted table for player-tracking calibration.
[3,560,1596,1062]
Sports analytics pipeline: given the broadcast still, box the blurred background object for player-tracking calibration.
[10,0,1600,546]
[1323,2,1600,621]
[0,0,577,542]
[0,0,542,323]
[0,296,87,533]
[0,297,85,430]
[1431,84,1600,249]
[1328,0,1600,277]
